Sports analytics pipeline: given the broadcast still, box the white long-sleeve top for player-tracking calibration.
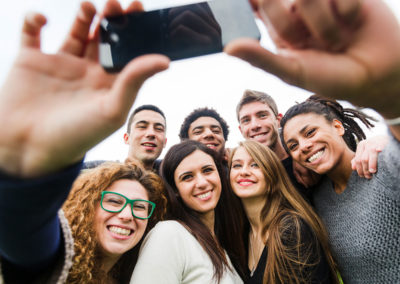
[130,220,243,284]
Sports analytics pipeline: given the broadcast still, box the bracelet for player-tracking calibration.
[385,116,400,126]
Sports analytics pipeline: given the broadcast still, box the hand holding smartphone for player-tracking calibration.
[100,0,260,72]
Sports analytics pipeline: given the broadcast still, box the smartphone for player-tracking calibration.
[99,0,260,72]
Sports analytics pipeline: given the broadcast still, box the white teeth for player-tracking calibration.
[206,144,216,149]
[197,191,211,199]
[109,226,131,236]
[143,143,155,147]
[308,150,324,163]
[252,133,265,139]
[239,181,253,186]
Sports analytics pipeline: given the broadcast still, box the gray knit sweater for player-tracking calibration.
[313,135,400,283]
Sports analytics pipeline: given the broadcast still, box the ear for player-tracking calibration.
[123,133,130,144]
[163,137,167,148]
[333,119,345,136]
[276,113,283,126]
[238,125,243,135]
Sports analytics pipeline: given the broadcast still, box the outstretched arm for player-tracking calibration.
[0,0,169,178]
[0,0,169,278]
[225,0,400,140]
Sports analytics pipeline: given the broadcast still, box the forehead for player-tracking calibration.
[239,101,275,118]
[175,150,215,173]
[106,179,149,200]
[131,110,166,126]
[189,116,222,130]
[284,113,329,138]
[232,146,251,160]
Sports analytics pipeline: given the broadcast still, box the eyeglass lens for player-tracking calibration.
[102,192,152,219]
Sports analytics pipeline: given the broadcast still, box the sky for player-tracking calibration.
[1,0,399,162]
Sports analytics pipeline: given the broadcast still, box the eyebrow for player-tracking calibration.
[177,164,215,179]
[285,124,309,144]
[135,120,165,128]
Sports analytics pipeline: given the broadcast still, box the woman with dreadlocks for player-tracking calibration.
[280,95,399,283]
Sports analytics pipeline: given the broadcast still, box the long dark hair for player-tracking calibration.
[161,140,247,281]
[280,95,376,152]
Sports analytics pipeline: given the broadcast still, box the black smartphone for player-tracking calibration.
[99,0,260,72]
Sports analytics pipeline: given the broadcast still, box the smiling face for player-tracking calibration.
[174,150,222,218]
[124,110,167,168]
[230,146,267,199]
[94,179,149,259]
[238,101,281,149]
[283,113,347,175]
[188,117,226,154]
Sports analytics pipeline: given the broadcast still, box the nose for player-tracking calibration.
[145,127,156,138]
[299,139,313,153]
[195,173,209,189]
[239,165,250,176]
[202,128,215,140]
[249,118,260,132]
[118,204,134,221]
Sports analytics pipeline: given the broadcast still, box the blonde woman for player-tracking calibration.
[229,140,338,283]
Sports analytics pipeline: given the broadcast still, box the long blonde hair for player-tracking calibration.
[63,162,166,283]
[230,141,338,283]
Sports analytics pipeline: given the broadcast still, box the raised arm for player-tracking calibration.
[0,0,169,178]
[0,0,169,278]
[225,0,400,140]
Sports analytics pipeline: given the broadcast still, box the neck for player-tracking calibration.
[199,210,216,235]
[272,140,289,161]
[101,254,121,275]
[241,196,265,237]
[327,148,355,194]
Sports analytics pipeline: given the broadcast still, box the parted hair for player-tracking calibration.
[63,162,166,284]
[160,140,247,282]
[280,95,375,152]
[229,140,339,284]
[236,90,279,121]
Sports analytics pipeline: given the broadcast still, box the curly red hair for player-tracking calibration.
[63,162,166,283]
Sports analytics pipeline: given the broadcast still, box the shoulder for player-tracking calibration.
[149,220,189,235]
[275,212,317,246]
[377,134,400,171]
[143,221,193,246]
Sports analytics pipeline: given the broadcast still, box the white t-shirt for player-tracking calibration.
[130,220,243,284]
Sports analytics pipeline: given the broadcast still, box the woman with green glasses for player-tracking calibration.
[63,162,166,283]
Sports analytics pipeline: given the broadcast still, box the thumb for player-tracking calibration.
[225,38,303,86]
[109,54,170,117]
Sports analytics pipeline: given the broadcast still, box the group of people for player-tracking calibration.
[0,0,399,283]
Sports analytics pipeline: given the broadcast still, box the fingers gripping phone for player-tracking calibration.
[99,0,260,72]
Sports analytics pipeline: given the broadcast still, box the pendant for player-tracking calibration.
[250,268,255,277]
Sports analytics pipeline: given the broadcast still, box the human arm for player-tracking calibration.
[292,160,320,188]
[0,0,169,276]
[225,0,400,141]
[351,135,389,178]
[0,0,169,178]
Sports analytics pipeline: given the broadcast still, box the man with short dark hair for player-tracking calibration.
[123,104,167,171]
[85,104,167,172]
[179,107,229,157]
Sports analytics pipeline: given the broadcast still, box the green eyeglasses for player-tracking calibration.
[100,191,156,220]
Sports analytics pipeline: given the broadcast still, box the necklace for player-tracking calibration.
[249,231,262,277]
[249,237,256,277]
